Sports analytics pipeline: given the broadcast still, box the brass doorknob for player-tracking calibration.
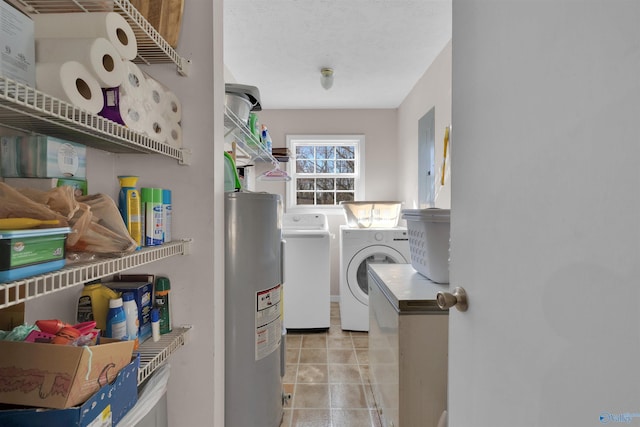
[436,287,468,312]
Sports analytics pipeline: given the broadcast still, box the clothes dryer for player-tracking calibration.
[339,226,410,331]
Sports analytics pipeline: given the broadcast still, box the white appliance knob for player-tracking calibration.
[374,232,383,241]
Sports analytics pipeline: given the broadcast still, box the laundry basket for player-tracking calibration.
[401,208,450,283]
[340,201,402,228]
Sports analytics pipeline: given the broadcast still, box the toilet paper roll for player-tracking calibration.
[146,111,169,143]
[119,95,149,132]
[145,76,166,113]
[98,86,148,132]
[36,61,104,114]
[36,37,125,88]
[166,121,183,148]
[33,12,137,60]
[162,90,182,123]
[121,60,149,99]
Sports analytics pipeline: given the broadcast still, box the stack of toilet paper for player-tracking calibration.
[33,12,137,114]
[100,63,182,147]
[31,12,182,148]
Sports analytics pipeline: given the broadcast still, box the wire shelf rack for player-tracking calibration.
[137,326,191,385]
[14,0,190,75]
[0,239,191,310]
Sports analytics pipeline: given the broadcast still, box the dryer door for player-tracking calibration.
[346,245,409,305]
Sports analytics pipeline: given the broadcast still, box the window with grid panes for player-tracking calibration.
[286,135,364,209]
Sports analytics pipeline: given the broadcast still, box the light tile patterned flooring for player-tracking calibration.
[280,302,382,427]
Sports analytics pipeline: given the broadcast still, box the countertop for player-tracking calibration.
[368,263,449,314]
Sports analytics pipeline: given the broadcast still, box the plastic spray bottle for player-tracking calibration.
[118,176,142,249]
[141,187,164,246]
[155,276,172,334]
[248,113,260,146]
[122,292,139,349]
[105,297,127,340]
[162,189,172,243]
[261,124,273,155]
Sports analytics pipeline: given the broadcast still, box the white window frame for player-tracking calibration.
[285,134,365,213]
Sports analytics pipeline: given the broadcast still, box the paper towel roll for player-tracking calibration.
[36,37,125,88]
[33,12,137,60]
[36,61,104,114]
[166,121,183,148]
[162,90,182,123]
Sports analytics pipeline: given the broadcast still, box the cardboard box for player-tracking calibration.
[0,356,139,427]
[0,338,134,409]
[1,135,87,179]
[105,280,154,343]
[0,0,35,87]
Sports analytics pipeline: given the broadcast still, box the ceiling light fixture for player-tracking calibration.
[320,68,334,90]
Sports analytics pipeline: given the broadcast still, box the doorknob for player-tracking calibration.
[437,287,468,312]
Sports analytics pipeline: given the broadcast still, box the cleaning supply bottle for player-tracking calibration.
[105,297,127,340]
[261,124,273,154]
[162,189,172,243]
[154,276,172,334]
[151,308,161,342]
[77,281,119,331]
[122,292,139,349]
[248,113,260,145]
[118,176,142,249]
[141,187,164,246]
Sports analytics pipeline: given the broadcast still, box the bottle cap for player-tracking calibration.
[152,188,163,203]
[122,292,134,302]
[163,189,171,204]
[141,187,153,202]
[109,297,123,308]
[151,308,159,322]
[118,176,139,187]
[156,277,171,291]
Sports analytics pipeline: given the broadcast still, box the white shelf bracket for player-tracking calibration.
[178,59,192,77]
[179,148,193,165]
[181,238,194,255]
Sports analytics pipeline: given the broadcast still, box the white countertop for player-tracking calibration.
[368,263,450,314]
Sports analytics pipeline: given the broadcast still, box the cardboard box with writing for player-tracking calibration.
[0,356,139,426]
[0,338,134,409]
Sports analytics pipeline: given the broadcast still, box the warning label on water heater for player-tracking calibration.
[255,284,282,361]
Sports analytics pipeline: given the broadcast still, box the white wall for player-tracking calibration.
[254,109,398,298]
[397,40,452,210]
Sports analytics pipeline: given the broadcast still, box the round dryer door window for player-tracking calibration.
[346,245,409,305]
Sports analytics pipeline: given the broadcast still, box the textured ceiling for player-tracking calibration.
[224,0,452,109]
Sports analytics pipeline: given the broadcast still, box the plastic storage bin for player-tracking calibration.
[0,227,71,283]
[401,208,450,283]
[340,201,402,228]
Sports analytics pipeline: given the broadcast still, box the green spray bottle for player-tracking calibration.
[155,276,172,334]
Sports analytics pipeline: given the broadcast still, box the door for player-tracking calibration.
[450,2,640,426]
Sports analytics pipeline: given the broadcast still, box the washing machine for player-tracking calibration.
[339,226,410,331]
[283,213,331,330]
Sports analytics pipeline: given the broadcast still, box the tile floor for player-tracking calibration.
[280,302,382,427]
